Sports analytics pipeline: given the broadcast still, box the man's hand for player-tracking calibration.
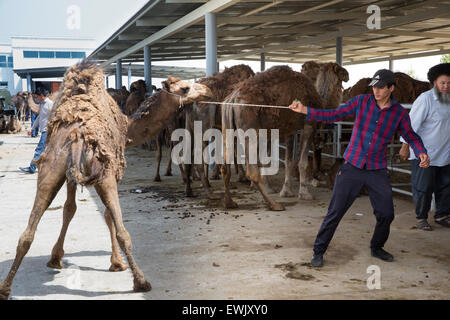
[27,129,32,136]
[418,153,430,168]
[399,143,410,160]
[288,100,308,115]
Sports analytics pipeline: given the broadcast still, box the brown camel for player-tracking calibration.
[11,91,29,122]
[123,80,146,116]
[183,64,255,198]
[0,62,212,300]
[107,86,130,110]
[343,72,431,103]
[221,65,326,211]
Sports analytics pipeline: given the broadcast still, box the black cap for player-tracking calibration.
[369,69,395,88]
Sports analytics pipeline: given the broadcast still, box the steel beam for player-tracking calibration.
[144,45,152,93]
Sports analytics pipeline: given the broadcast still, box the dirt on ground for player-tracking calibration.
[0,128,449,300]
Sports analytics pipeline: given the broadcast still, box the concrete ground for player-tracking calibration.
[0,129,449,300]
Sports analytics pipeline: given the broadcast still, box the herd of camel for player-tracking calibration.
[0,60,432,299]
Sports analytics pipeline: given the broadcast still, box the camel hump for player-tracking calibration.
[67,127,103,186]
[62,60,105,97]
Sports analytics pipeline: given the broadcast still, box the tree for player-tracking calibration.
[0,89,11,106]
[441,54,450,63]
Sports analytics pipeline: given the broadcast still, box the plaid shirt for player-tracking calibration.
[306,94,427,170]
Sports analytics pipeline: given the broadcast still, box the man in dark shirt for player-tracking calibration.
[289,69,430,267]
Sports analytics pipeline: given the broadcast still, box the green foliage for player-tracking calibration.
[441,54,450,63]
[0,89,12,106]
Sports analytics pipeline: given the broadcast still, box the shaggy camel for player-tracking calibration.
[0,62,212,300]
[123,80,147,116]
[11,91,29,122]
[343,72,431,103]
[221,65,327,211]
[183,64,255,198]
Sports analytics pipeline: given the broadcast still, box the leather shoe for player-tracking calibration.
[371,248,394,262]
[310,254,324,267]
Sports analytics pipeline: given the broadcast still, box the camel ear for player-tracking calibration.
[162,79,171,91]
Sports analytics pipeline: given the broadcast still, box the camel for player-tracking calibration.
[343,72,431,103]
[183,64,255,198]
[220,65,328,211]
[107,86,130,111]
[123,80,146,116]
[300,61,349,185]
[11,91,30,122]
[0,61,212,300]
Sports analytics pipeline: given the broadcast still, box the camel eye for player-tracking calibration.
[181,87,189,94]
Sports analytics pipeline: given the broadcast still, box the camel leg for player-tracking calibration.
[179,164,187,183]
[184,163,194,197]
[297,124,314,200]
[47,182,78,269]
[195,163,219,200]
[221,163,238,208]
[164,143,173,176]
[94,176,151,292]
[104,209,127,272]
[210,163,221,180]
[243,138,284,211]
[0,172,66,300]
[154,139,162,182]
[280,136,295,197]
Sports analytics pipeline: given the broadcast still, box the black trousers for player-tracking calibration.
[313,162,395,255]
[411,160,450,220]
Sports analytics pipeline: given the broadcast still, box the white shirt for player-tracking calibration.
[31,97,53,133]
[400,88,450,166]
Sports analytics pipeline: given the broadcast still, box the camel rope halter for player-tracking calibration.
[161,89,184,109]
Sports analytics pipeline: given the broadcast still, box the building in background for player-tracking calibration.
[0,36,95,95]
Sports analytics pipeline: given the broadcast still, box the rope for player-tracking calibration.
[162,89,294,110]
[198,101,292,109]
[161,89,184,109]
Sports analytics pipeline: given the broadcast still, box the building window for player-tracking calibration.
[71,52,86,58]
[0,81,8,88]
[7,56,13,68]
[0,55,6,68]
[39,51,55,58]
[23,51,39,58]
[56,51,71,58]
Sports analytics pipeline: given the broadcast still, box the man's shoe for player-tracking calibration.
[19,167,35,174]
[310,254,324,267]
[371,248,394,262]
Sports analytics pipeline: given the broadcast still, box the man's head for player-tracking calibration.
[34,87,49,102]
[369,69,395,102]
[427,63,450,104]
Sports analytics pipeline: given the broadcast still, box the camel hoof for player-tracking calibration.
[224,199,238,209]
[154,176,161,182]
[47,258,63,269]
[134,279,152,292]
[164,172,172,176]
[0,282,11,300]
[109,263,127,272]
[269,203,285,211]
[279,188,295,198]
[210,175,221,180]
[299,193,315,200]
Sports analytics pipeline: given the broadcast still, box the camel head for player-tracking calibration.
[130,79,146,95]
[162,76,213,104]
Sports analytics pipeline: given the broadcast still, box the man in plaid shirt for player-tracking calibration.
[289,69,430,267]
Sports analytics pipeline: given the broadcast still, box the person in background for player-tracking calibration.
[19,88,53,174]
[399,63,450,230]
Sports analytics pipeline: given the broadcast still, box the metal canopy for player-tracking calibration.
[89,0,450,67]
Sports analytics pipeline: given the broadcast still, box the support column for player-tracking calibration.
[260,52,266,71]
[26,74,32,92]
[336,37,343,66]
[115,59,122,89]
[205,12,217,76]
[105,76,109,88]
[144,45,152,94]
[389,58,394,71]
[128,63,132,90]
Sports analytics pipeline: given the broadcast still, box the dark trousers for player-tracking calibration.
[31,112,39,137]
[313,162,395,255]
[411,160,450,220]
